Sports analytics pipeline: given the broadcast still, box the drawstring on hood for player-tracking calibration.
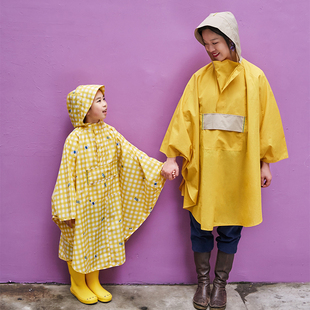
[194,12,241,61]
[67,85,105,128]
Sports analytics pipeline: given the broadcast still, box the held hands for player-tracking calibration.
[261,161,272,188]
[161,157,179,180]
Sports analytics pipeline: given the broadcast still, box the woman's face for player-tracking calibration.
[201,28,232,62]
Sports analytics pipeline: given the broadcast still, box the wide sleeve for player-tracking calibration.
[114,128,165,190]
[259,74,288,163]
[160,75,200,207]
[111,127,165,240]
[51,133,78,222]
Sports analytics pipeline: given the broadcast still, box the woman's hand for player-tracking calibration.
[261,161,272,188]
[161,157,179,180]
[65,219,75,228]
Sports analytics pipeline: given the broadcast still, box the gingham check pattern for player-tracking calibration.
[52,85,164,274]
[66,85,105,128]
[52,123,164,273]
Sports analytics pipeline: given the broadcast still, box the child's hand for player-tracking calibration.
[261,161,272,188]
[65,219,75,228]
[161,157,179,180]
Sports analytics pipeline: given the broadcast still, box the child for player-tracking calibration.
[160,12,288,309]
[52,84,165,304]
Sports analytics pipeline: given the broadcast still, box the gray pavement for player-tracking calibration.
[0,282,309,310]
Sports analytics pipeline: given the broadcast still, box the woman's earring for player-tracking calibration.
[230,42,235,51]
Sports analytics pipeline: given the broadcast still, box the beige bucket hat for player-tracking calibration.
[194,12,241,59]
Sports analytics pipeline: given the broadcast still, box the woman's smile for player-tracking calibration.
[201,28,232,61]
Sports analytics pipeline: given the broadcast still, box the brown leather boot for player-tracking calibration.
[209,250,234,309]
[193,251,211,310]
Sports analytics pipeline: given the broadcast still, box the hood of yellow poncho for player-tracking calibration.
[67,84,105,128]
[194,11,241,61]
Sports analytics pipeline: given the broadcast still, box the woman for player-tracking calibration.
[161,12,288,309]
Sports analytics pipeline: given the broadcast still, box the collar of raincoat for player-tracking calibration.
[67,84,105,128]
[213,59,244,93]
[194,12,242,62]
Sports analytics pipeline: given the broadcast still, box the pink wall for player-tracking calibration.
[0,0,309,284]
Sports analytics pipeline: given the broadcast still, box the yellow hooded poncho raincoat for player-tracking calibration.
[160,12,288,231]
[52,85,165,273]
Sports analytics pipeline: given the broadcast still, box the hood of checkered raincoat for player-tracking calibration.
[66,85,105,128]
[194,12,241,60]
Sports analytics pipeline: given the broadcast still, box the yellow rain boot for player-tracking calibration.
[86,270,112,303]
[67,261,98,305]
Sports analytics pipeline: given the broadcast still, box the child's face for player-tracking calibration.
[85,90,107,123]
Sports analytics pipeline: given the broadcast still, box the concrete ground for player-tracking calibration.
[0,282,309,310]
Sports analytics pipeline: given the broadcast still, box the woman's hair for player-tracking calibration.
[199,26,234,49]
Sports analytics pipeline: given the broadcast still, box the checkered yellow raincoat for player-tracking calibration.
[52,85,165,274]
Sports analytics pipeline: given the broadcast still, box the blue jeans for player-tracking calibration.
[190,212,242,254]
